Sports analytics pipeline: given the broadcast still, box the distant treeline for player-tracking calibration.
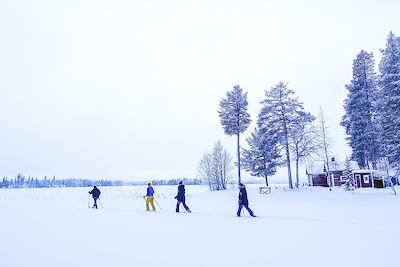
[150,178,202,186]
[0,174,205,189]
[0,173,123,189]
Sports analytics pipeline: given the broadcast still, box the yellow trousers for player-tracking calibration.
[146,196,156,211]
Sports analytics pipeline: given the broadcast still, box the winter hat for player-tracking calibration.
[179,181,183,185]
[147,182,151,186]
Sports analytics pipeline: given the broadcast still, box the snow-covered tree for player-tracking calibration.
[218,85,251,184]
[197,141,234,191]
[341,50,380,169]
[212,141,234,190]
[317,107,333,190]
[241,127,281,186]
[289,120,319,188]
[377,157,397,195]
[258,82,314,189]
[198,153,213,190]
[343,156,356,191]
[378,32,400,168]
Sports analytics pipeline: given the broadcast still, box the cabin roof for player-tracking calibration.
[306,161,360,175]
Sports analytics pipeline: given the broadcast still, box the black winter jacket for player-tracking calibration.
[176,184,186,202]
[89,187,101,199]
[238,188,249,206]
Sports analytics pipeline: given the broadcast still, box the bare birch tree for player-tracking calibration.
[197,141,234,191]
[289,121,320,188]
[377,157,397,195]
[317,107,333,191]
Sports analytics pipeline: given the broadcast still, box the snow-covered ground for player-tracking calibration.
[1,185,399,267]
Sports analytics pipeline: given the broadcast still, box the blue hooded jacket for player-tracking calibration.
[146,186,154,196]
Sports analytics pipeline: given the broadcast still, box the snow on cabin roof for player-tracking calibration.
[306,160,359,175]
[329,161,359,171]
[306,162,325,175]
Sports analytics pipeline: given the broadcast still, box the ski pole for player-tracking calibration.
[98,198,104,209]
[88,194,90,209]
[154,198,163,210]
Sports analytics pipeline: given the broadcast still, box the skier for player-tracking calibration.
[175,181,191,213]
[88,186,101,209]
[144,182,156,211]
[237,183,256,217]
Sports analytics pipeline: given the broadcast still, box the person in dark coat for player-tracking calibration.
[89,186,101,209]
[175,181,191,213]
[237,183,255,217]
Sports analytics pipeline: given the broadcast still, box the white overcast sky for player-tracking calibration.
[1,0,399,181]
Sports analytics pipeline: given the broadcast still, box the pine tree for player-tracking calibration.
[343,156,356,191]
[258,82,314,189]
[241,127,281,186]
[341,50,380,169]
[218,85,251,184]
[378,32,400,167]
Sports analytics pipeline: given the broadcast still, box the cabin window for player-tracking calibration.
[363,175,370,183]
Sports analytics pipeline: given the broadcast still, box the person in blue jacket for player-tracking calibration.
[144,182,156,211]
[175,181,191,213]
[89,186,101,209]
[237,183,256,217]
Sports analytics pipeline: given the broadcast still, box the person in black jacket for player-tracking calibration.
[89,186,101,209]
[237,183,256,217]
[175,181,191,213]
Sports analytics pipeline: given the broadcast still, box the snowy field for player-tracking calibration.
[1,185,399,267]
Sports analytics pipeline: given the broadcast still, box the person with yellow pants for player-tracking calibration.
[144,182,156,211]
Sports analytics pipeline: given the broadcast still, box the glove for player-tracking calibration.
[238,200,242,205]
[88,191,91,194]
[174,196,177,199]
[143,196,146,199]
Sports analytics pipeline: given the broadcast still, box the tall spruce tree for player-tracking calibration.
[241,127,281,186]
[258,82,313,189]
[378,32,400,167]
[341,50,380,169]
[218,85,251,184]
